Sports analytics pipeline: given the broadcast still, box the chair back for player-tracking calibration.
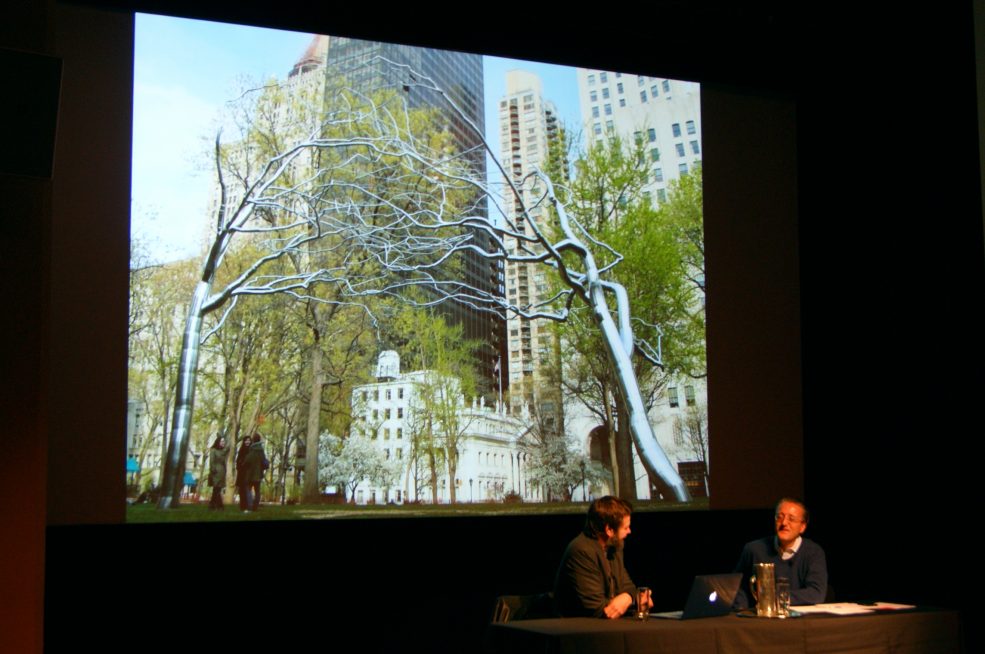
[490,592,555,623]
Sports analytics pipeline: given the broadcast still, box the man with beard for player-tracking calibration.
[732,497,828,609]
[554,496,652,618]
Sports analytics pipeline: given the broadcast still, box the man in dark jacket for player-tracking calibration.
[554,496,652,618]
[235,435,253,511]
[243,433,268,511]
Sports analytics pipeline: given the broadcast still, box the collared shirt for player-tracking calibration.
[775,535,802,560]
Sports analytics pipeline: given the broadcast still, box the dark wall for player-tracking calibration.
[27,2,985,653]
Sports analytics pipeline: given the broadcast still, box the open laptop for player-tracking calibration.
[650,573,742,619]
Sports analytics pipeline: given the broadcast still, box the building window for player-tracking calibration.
[602,87,610,99]
[385,449,390,460]
[397,428,403,439]
[591,106,599,118]
[385,408,391,419]
[650,148,660,162]
[398,387,404,399]
[679,162,689,175]
[648,128,656,142]
[385,389,391,400]
[672,123,682,138]
[372,409,378,420]
[658,188,667,203]
[397,407,403,419]
[691,140,701,154]
[651,84,659,98]
[384,428,390,440]
[638,75,645,86]
[640,90,647,103]
[676,143,686,157]
[674,418,685,446]
[668,386,679,408]
[653,167,663,182]
[619,98,626,107]
[587,73,595,86]
[685,385,696,406]
[604,103,612,115]
[599,71,608,83]
[605,120,614,133]
[686,120,696,135]
[662,80,671,93]
[593,123,602,136]
[590,90,597,103]
[617,82,624,94]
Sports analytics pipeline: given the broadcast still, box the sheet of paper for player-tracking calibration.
[793,603,875,615]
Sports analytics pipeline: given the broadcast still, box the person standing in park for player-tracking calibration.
[235,435,253,512]
[207,434,229,510]
[244,432,268,511]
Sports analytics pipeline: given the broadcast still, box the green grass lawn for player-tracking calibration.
[126,496,709,523]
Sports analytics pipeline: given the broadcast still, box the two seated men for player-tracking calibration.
[553,496,827,618]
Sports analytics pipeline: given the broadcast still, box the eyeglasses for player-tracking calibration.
[775,513,803,524]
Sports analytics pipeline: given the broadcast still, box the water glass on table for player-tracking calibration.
[775,577,790,618]
[636,586,651,621]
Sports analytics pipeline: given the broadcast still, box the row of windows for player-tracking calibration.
[667,385,698,408]
[587,72,672,94]
[361,387,406,403]
[634,122,697,144]
[369,407,405,420]
[636,141,699,164]
[372,427,404,440]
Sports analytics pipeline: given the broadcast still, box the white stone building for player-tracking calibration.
[348,351,557,504]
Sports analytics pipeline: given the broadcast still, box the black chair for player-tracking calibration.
[490,592,555,623]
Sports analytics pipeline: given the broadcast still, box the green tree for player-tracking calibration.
[155,68,477,507]
[391,305,482,503]
[128,254,198,492]
[558,140,706,499]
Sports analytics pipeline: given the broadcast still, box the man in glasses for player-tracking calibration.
[732,497,827,609]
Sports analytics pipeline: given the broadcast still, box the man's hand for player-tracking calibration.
[603,592,633,619]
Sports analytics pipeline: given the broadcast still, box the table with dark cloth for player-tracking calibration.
[486,608,962,654]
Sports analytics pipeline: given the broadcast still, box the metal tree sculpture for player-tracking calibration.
[157,59,690,508]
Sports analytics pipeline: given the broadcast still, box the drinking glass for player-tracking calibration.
[776,578,790,618]
[636,586,651,620]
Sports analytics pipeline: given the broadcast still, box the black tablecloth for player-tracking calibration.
[486,608,962,654]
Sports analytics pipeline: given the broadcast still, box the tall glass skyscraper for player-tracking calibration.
[314,35,505,387]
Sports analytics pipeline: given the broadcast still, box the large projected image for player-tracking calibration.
[127,14,706,520]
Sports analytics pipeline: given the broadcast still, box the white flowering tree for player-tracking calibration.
[318,433,401,503]
[157,58,690,508]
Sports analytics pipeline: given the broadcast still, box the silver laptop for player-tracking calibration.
[650,573,742,619]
